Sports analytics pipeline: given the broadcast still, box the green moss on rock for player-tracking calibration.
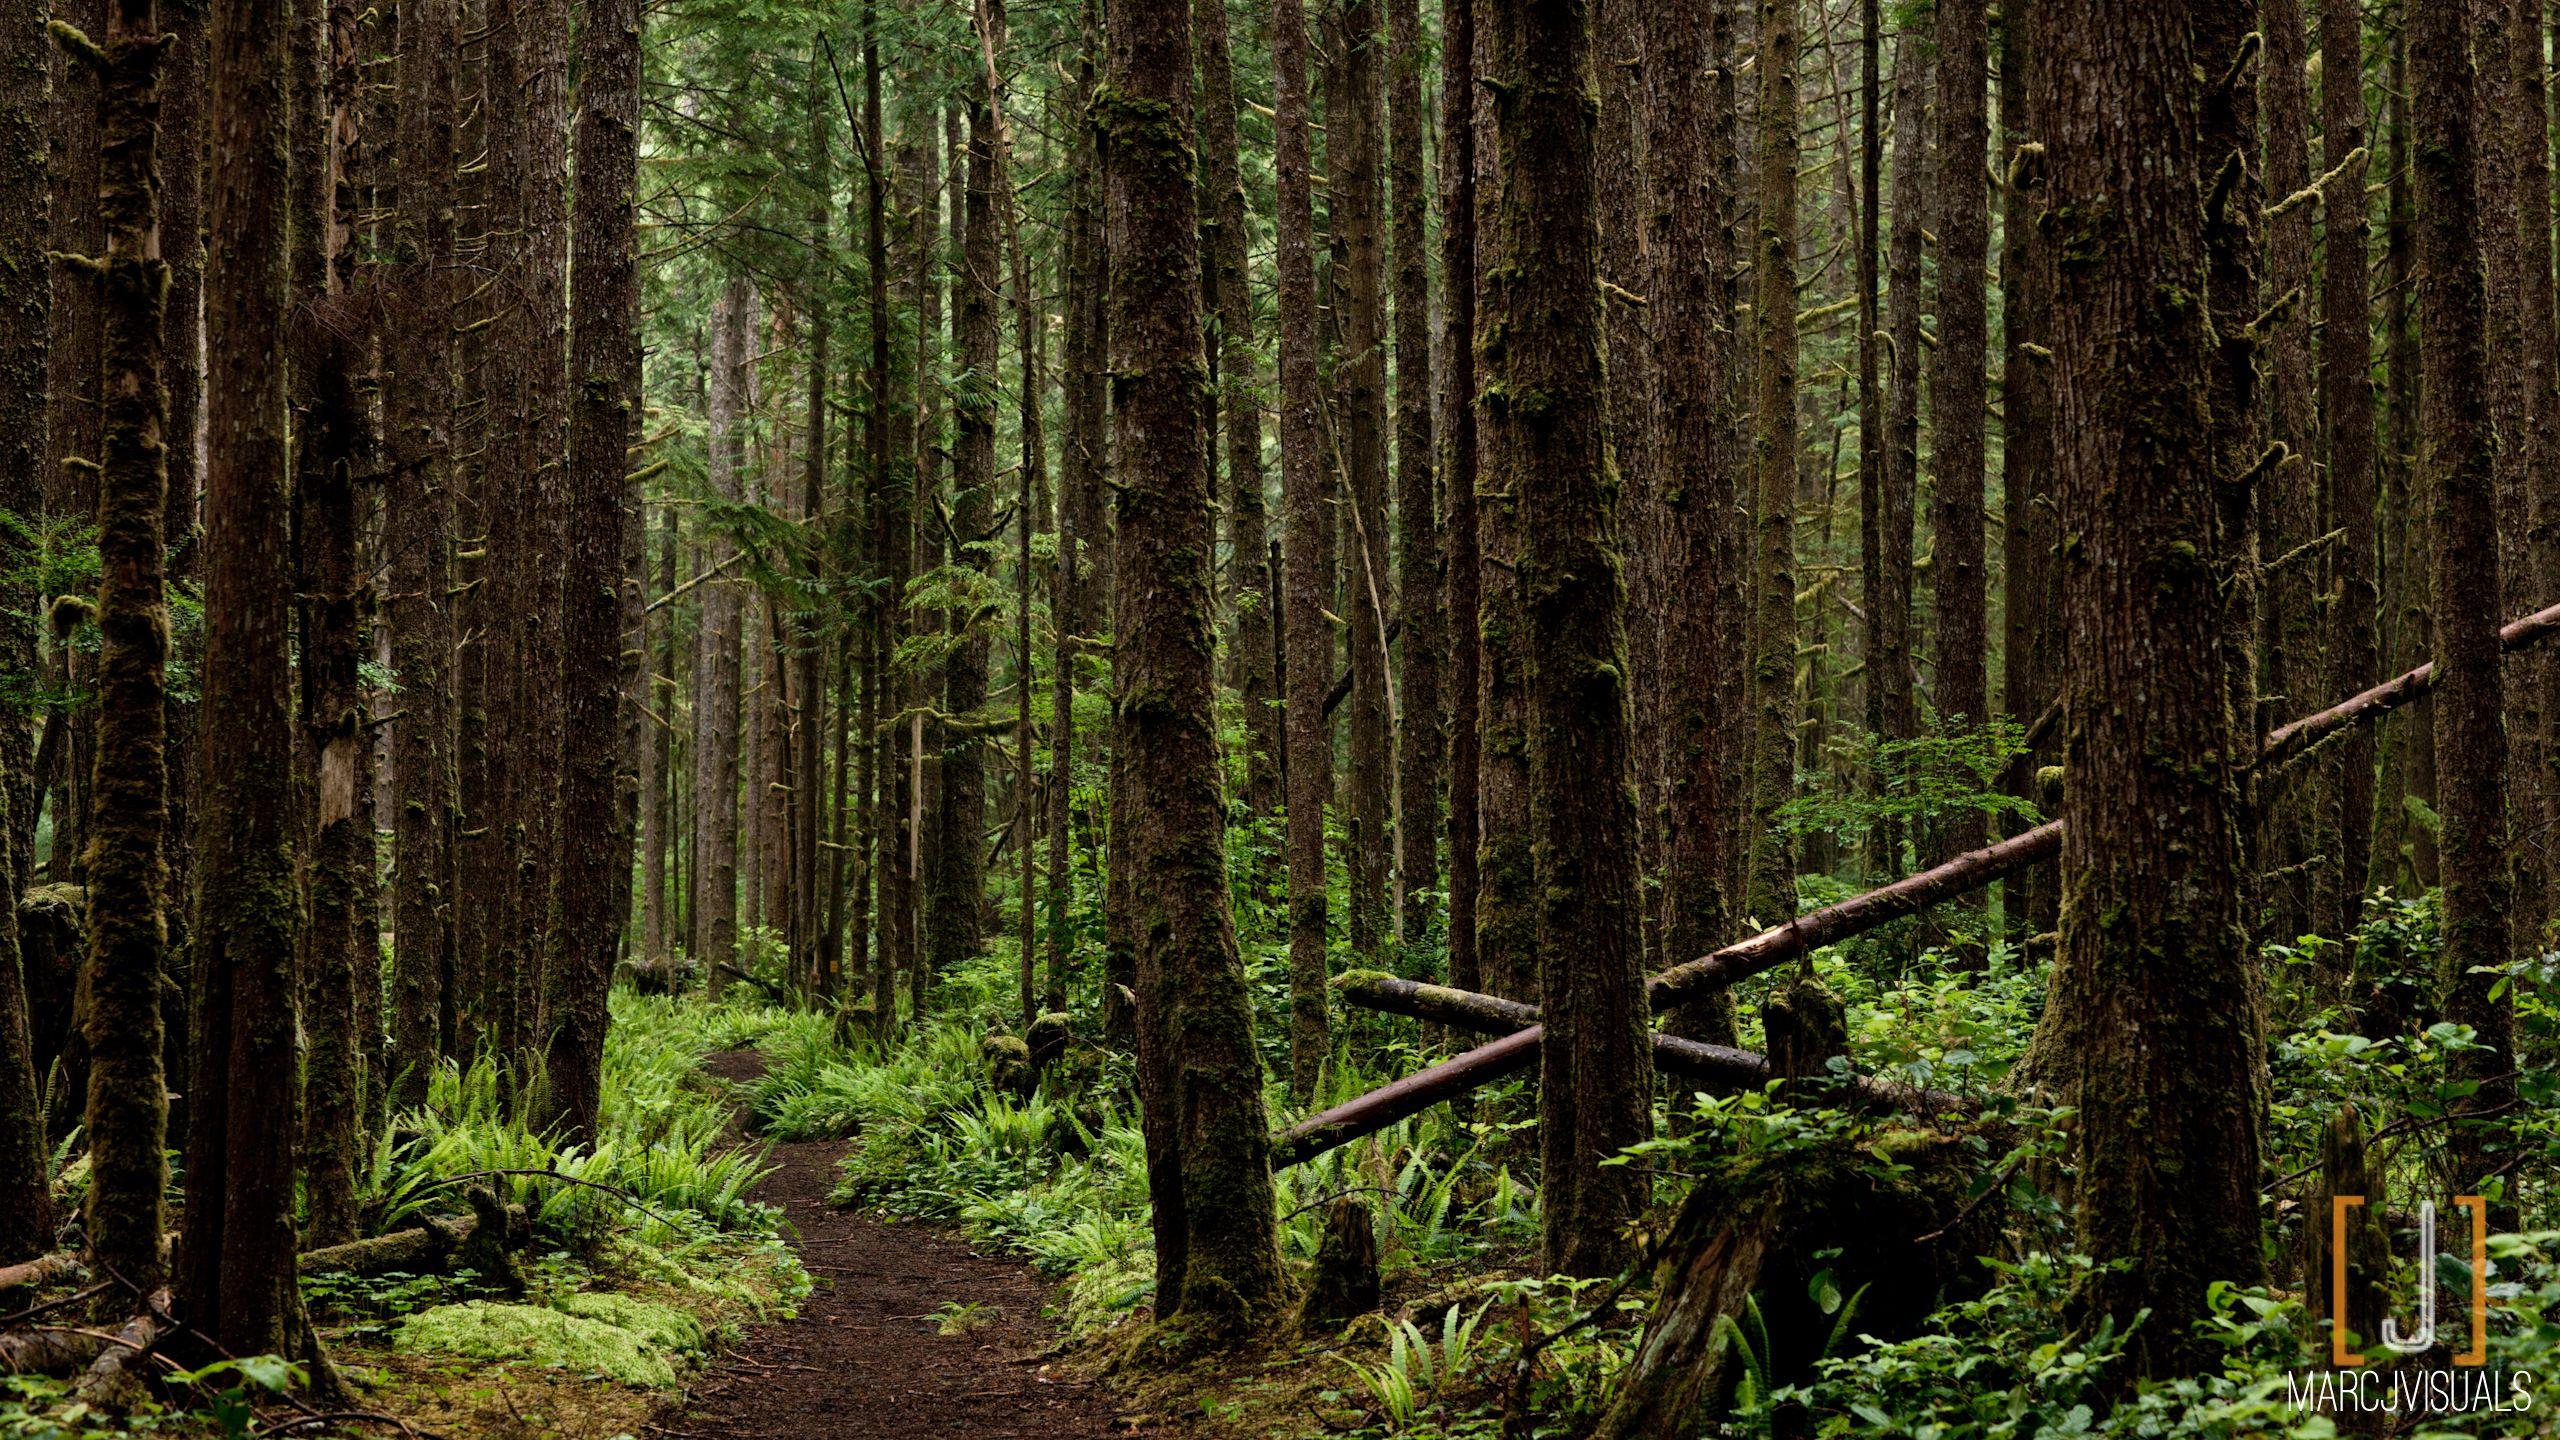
[392,1301,680,1388]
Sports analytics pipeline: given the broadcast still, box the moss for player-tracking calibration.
[391,1301,680,1389]
[552,1292,706,1355]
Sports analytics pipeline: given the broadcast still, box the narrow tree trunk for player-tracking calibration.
[2039,0,2264,1374]
[2371,29,2434,892]
[1929,0,1988,866]
[1103,0,1284,1330]
[795,44,832,993]
[0,0,56,1264]
[1997,0,2056,947]
[1438,0,1480,1000]
[641,506,676,963]
[693,279,752,992]
[1873,23,1926,873]
[541,0,641,1148]
[1276,0,1333,1099]
[1334,0,1392,968]
[385,0,456,1105]
[1386,0,1438,950]
[77,0,172,1304]
[2318,0,2376,930]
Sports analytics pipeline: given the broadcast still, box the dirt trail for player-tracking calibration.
[669,1049,1153,1440]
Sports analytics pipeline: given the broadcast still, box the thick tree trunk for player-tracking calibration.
[1482,0,1653,1280]
[1745,0,1801,920]
[2409,0,2517,1211]
[1643,0,1743,1047]
[2318,0,2376,933]
[386,0,456,1104]
[183,0,316,1355]
[78,0,171,1304]
[2040,0,2265,1374]
[1103,0,1284,1331]
[540,0,641,1148]
[1276,0,1332,1099]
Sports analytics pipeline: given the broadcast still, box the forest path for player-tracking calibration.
[665,1049,1152,1440]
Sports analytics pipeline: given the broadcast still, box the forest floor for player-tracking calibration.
[663,1049,1163,1440]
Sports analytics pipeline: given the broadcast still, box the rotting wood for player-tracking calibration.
[1273,599,2560,1169]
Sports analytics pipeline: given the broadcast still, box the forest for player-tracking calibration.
[0,0,2556,1434]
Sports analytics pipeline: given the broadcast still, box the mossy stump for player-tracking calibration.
[1297,1197,1379,1333]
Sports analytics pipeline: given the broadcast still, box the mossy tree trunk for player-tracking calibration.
[1871,21,1925,877]
[2317,0,2377,935]
[73,0,171,1303]
[1387,0,1437,949]
[385,0,457,1104]
[0,0,56,1265]
[182,0,313,1356]
[1928,0,1988,867]
[1745,0,1801,921]
[1997,0,2057,949]
[539,0,641,1149]
[2409,0,2517,1215]
[1275,0,1332,1100]
[1104,0,1285,1331]
[1332,0,1392,970]
[1437,0,1479,999]
[2037,0,2266,1375]
[1481,0,1654,1280]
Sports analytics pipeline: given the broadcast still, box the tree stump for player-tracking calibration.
[1297,1197,1380,1333]
[2305,1102,2389,1361]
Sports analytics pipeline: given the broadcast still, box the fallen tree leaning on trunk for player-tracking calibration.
[1271,599,2560,1169]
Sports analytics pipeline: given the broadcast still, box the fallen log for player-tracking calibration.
[1333,975,1966,1114]
[0,1254,84,1295]
[0,1327,108,1375]
[1272,599,2560,1169]
[299,1191,529,1278]
[73,1291,167,1410]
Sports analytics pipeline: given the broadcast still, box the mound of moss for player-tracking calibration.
[553,1292,706,1354]
[392,1301,680,1389]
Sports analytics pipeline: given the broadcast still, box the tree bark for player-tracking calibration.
[1388,0,1439,946]
[540,0,641,1148]
[2409,0,2516,1211]
[385,0,456,1103]
[1929,0,1988,864]
[1873,21,1926,874]
[77,0,171,1304]
[1997,0,2056,947]
[1745,0,1801,919]
[1102,0,1284,1331]
[2040,0,2265,1373]
[2318,0,2376,933]
[1333,0,1392,969]
[1482,0,1653,1280]
[693,278,752,993]
[1438,0,1479,1000]
[183,0,317,1354]
[1276,0,1332,1099]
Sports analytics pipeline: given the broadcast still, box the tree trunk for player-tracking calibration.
[79,0,172,1304]
[2259,0,2328,939]
[641,506,676,964]
[1388,0,1439,947]
[1873,22,1925,875]
[0,0,55,1265]
[1643,0,1744,1047]
[385,0,456,1104]
[1481,0,1653,1280]
[1276,0,1333,1099]
[1929,0,1989,864]
[693,278,752,992]
[1438,0,1479,1000]
[1333,0,1392,969]
[1998,0,2057,948]
[183,0,319,1355]
[1193,0,1276,824]
[1102,0,1284,1331]
[540,0,641,1148]
[2409,0,2517,1211]
[1745,0,1801,920]
[2318,0,2376,934]
[2371,27,2435,893]
[2039,0,2265,1374]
